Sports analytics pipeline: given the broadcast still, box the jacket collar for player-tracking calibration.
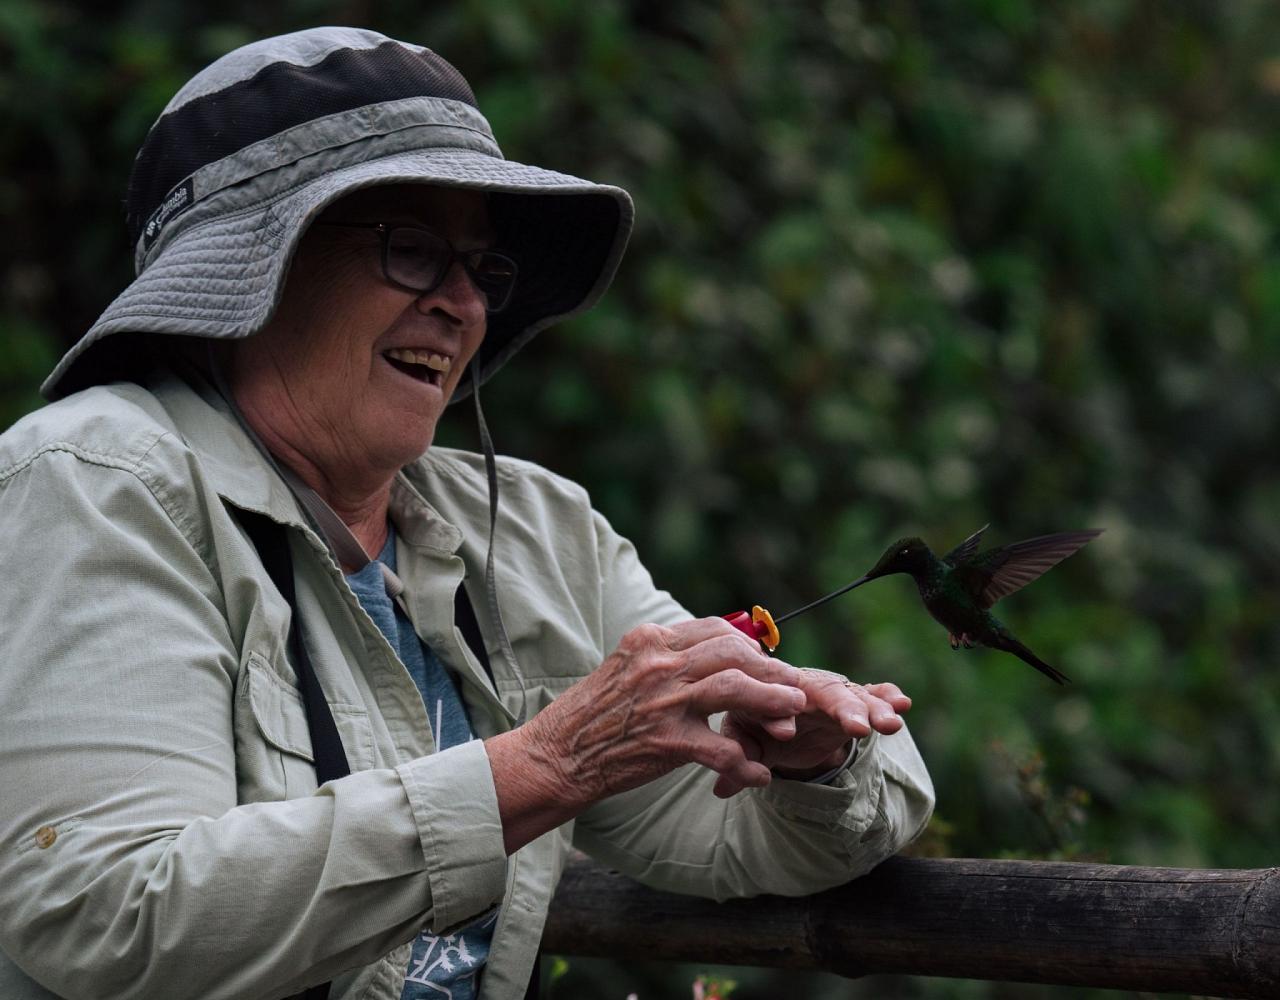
[152,369,307,525]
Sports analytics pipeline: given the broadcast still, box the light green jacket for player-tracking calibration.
[0,374,934,1000]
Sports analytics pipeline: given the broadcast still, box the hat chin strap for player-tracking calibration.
[470,354,529,724]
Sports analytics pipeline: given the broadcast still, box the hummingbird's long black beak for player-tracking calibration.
[774,574,874,625]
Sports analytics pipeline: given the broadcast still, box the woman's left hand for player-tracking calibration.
[713,671,912,797]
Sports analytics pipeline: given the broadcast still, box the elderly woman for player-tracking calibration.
[0,28,933,1000]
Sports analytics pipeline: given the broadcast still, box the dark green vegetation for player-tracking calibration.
[3,2,1278,997]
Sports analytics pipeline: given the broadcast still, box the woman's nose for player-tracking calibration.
[416,260,488,325]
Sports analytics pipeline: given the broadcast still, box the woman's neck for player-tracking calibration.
[232,393,395,568]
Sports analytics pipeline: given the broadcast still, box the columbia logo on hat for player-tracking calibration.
[141,179,195,251]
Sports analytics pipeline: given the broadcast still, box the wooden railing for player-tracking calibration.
[543,855,1280,998]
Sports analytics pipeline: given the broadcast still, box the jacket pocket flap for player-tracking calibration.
[245,652,314,762]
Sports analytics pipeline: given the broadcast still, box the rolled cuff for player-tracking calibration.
[801,738,860,785]
[757,730,884,836]
[396,739,507,933]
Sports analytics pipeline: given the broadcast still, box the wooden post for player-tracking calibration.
[542,856,1280,998]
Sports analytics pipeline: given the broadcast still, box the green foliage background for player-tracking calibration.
[3,2,1279,997]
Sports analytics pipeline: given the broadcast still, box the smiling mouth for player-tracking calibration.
[383,347,452,386]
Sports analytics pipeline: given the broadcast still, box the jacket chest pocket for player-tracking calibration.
[232,651,375,802]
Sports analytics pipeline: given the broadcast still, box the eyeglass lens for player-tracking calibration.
[385,227,517,312]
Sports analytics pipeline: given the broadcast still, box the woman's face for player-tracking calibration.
[228,184,491,487]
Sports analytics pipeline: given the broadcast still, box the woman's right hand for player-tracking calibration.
[484,617,807,854]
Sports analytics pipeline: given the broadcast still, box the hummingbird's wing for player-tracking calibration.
[941,523,990,567]
[953,530,1102,608]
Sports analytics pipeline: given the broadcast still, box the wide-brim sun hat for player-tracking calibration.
[42,26,634,401]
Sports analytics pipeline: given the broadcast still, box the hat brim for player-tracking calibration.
[42,145,633,400]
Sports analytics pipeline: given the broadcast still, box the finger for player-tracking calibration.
[685,730,771,794]
[840,707,872,739]
[713,764,762,798]
[719,711,791,751]
[661,615,759,652]
[762,715,797,740]
[714,771,757,798]
[720,709,795,748]
[685,670,807,720]
[858,691,905,734]
[795,675,874,736]
[832,687,901,735]
[713,728,763,797]
[679,633,803,686]
[864,682,912,711]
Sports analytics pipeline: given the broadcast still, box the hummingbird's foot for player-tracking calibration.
[949,633,960,650]
[961,633,975,649]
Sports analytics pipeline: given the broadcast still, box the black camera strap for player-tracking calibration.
[238,510,346,1000]
[239,510,352,785]
[237,510,537,1000]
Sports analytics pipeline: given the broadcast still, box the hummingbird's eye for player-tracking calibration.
[900,548,908,555]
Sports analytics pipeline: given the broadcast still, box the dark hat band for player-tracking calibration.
[126,41,476,247]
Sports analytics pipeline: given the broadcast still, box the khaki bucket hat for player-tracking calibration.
[42,26,634,400]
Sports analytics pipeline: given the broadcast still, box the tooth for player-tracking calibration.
[384,348,451,373]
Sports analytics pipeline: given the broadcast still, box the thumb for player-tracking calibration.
[712,725,763,797]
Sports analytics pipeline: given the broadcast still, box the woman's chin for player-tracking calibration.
[364,418,439,471]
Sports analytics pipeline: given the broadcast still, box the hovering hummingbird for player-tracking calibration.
[774,525,1102,684]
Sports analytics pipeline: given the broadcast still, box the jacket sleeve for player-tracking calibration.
[0,446,506,1000]
[572,510,935,902]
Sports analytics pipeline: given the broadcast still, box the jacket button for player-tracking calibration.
[35,825,57,849]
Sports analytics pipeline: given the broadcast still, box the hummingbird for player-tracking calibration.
[778,525,1102,684]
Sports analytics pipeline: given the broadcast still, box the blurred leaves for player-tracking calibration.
[3,3,1280,994]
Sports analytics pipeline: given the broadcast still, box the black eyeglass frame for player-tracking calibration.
[315,221,519,313]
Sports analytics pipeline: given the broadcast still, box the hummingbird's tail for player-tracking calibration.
[990,632,1071,685]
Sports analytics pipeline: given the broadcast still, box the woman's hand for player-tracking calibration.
[485,617,807,853]
[714,673,912,797]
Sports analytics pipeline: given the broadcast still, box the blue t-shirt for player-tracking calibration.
[345,527,495,1000]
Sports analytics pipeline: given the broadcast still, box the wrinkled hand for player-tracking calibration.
[714,671,912,797]
[486,619,913,853]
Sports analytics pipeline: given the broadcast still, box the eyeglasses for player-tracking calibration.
[316,222,518,313]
